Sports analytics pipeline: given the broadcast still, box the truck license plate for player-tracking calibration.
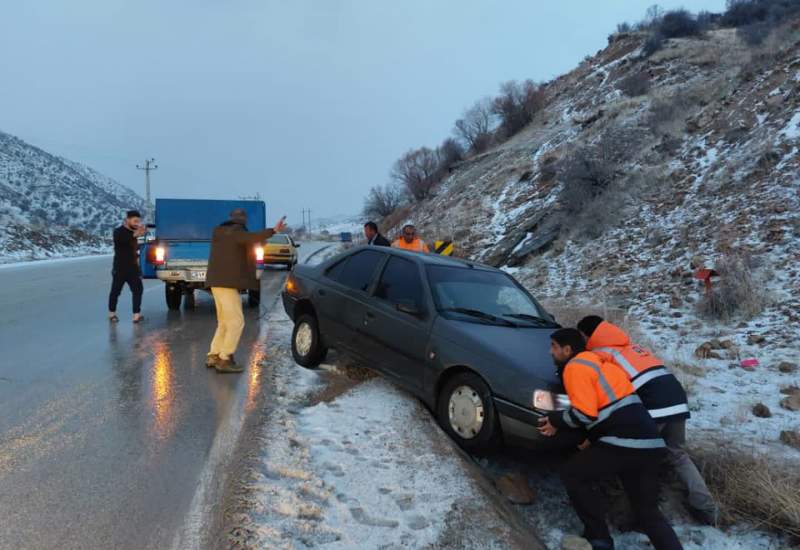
[192,271,206,280]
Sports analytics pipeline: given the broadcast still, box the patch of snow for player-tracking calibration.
[779,111,800,140]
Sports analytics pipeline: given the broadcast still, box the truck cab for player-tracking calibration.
[140,198,268,310]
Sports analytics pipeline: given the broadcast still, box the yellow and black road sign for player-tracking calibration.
[433,240,454,256]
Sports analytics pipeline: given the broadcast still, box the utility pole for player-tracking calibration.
[301,208,312,233]
[136,158,158,219]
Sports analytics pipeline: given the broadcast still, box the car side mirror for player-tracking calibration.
[396,300,423,317]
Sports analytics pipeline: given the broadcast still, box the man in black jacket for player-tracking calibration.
[364,221,390,246]
[109,210,146,323]
[205,209,286,373]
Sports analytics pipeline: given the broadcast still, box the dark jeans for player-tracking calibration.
[109,270,143,314]
[560,443,682,550]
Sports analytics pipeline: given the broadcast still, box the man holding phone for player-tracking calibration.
[205,209,287,373]
[108,209,147,323]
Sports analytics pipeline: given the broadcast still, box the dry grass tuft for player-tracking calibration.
[692,442,800,537]
[699,252,771,322]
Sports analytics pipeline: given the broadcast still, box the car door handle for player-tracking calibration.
[363,311,375,325]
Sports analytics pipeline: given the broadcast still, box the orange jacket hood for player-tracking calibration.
[585,320,630,350]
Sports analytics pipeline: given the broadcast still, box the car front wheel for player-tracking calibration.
[291,314,327,368]
[437,371,501,455]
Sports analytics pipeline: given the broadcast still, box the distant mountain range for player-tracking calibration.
[0,130,146,262]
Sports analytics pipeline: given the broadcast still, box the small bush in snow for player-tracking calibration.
[638,8,710,56]
[698,252,770,322]
[618,72,651,97]
[491,80,546,140]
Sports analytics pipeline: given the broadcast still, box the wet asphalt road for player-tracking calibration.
[0,243,329,550]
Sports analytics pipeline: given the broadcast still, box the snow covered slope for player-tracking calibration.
[0,130,146,262]
[389,26,800,460]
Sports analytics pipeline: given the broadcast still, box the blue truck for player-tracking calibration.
[140,198,268,310]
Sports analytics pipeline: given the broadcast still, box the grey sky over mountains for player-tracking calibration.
[1,0,726,224]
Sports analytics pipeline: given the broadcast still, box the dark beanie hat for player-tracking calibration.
[577,315,604,337]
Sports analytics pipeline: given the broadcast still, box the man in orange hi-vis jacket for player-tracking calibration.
[391,224,429,253]
[578,315,718,526]
[538,328,682,550]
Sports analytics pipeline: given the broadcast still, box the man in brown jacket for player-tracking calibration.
[205,208,286,373]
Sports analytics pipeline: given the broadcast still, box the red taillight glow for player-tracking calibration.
[255,246,265,263]
[154,246,166,265]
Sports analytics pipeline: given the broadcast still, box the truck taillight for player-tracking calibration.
[154,246,166,265]
[255,246,265,264]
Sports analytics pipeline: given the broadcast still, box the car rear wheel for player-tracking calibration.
[165,284,182,310]
[437,372,500,455]
[291,314,327,368]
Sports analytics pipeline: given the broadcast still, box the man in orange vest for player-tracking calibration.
[392,224,429,253]
[578,315,718,525]
[539,328,682,550]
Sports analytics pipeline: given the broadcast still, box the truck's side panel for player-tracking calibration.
[154,199,266,241]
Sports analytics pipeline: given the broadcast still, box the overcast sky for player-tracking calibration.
[0,0,726,225]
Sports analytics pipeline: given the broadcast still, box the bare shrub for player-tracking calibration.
[454,98,496,155]
[436,137,464,178]
[698,252,770,322]
[639,7,711,56]
[391,147,441,201]
[491,80,546,139]
[648,93,693,136]
[692,441,800,537]
[362,183,404,219]
[618,72,651,97]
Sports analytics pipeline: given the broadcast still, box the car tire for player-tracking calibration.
[437,371,501,456]
[165,284,182,310]
[291,314,326,368]
[247,290,260,307]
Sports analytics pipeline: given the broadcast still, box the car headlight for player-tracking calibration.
[533,390,571,411]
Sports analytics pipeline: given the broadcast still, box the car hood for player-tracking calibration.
[435,316,562,389]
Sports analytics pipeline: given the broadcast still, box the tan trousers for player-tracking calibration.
[209,287,245,360]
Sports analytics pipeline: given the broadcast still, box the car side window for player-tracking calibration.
[375,257,423,307]
[327,250,385,292]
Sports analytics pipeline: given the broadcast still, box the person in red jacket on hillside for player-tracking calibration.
[578,316,718,526]
[538,328,682,550]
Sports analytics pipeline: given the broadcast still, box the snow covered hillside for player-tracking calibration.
[0,130,145,262]
[384,20,800,541]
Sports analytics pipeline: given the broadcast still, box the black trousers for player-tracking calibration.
[560,443,682,550]
[108,270,143,314]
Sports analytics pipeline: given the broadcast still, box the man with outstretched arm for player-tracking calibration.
[108,210,146,323]
[205,209,286,373]
[538,328,682,550]
[577,315,718,525]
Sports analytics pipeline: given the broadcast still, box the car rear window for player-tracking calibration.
[326,250,385,292]
[267,234,290,244]
[375,256,423,308]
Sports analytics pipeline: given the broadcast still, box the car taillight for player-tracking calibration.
[153,246,166,265]
[255,245,265,265]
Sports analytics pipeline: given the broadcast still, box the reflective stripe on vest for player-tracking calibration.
[598,436,666,449]
[632,367,670,390]
[571,357,618,401]
[596,347,638,378]
[648,403,690,419]
[587,394,642,429]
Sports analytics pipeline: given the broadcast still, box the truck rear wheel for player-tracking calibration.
[166,284,182,310]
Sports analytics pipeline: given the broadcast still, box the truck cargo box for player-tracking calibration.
[154,198,266,241]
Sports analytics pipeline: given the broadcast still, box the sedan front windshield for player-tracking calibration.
[427,265,553,326]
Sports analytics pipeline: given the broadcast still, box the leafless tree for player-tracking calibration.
[492,80,546,139]
[437,138,464,174]
[391,147,441,201]
[362,183,404,219]
[453,98,495,154]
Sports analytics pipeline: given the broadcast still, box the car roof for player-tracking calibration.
[345,245,498,272]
